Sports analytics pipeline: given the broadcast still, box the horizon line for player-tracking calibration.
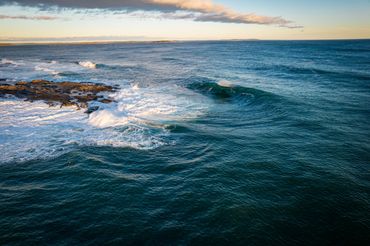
[1,38,370,46]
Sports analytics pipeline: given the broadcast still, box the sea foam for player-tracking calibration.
[78,61,97,69]
[35,64,60,75]
[1,58,91,79]
[0,84,210,163]
[1,58,22,66]
[217,80,233,87]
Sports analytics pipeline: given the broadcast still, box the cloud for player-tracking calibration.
[0,0,301,27]
[0,14,59,20]
[152,0,291,26]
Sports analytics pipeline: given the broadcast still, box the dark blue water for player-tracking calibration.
[1,40,370,245]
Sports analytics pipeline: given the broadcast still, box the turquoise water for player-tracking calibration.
[1,40,370,245]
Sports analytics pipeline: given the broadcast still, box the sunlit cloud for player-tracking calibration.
[0,0,301,28]
[151,0,295,27]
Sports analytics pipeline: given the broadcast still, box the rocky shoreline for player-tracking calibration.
[0,80,116,112]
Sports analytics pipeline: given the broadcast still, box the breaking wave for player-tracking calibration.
[187,80,280,104]
[0,58,95,79]
[35,61,60,75]
[0,84,210,163]
[78,61,97,69]
[1,58,22,66]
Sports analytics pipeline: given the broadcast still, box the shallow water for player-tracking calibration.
[0,40,370,245]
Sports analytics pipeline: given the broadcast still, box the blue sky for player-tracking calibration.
[0,0,369,41]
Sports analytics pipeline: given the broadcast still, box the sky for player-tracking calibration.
[0,0,369,42]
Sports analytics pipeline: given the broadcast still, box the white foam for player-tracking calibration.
[217,80,233,87]
[0,58,92,80]
[1,58,22,66]
[78,61,97,69]
[34,60,83,76]
[90,84,208,126]
[88,110,129,128]
[0,84,211,163]
[35,64,59,75]
[0,99,85,163]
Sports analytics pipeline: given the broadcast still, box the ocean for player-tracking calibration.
[0,40,370,245]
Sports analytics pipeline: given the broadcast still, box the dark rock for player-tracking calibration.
[0,80,116,113]
[85,106,100,114]
[99,98,113,104]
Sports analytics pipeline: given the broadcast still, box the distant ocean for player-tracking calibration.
[1,40,370,245]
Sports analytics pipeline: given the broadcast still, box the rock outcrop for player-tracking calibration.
[0,80,115,112]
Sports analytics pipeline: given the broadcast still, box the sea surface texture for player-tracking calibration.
[0,40,370,245]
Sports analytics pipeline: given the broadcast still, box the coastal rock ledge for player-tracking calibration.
[0,80,116,112]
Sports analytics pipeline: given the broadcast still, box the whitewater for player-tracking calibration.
[0,57,212,162]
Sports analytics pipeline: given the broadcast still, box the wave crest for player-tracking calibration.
[0,83,210,163]
[88,109,129,128]
[78,61,97,69]
[188,80,278,103]
[1,58,22,66]
[35,65,59,75]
